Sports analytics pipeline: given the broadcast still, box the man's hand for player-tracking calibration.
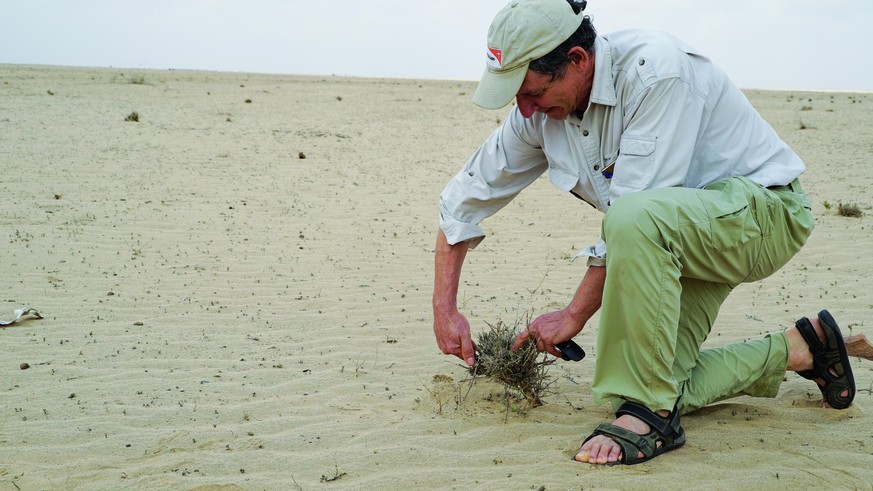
[433,229,476,366]
[512,308,583,358]
[511,265,606,358]
[433,309,477,366]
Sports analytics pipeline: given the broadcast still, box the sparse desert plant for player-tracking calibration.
[837,202,863,218]
[125,111,139,122]
[469,312,554,408]
[422,373,471,415]
[129,75,146,85]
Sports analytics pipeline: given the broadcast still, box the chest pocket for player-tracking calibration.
[614,136,656,189]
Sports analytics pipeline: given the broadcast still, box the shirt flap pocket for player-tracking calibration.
[613,136,657,190]
[622,137,655,157]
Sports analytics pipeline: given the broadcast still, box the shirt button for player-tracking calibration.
[639,59,646,65]
[594,165,600,171]
[582,130,589,136]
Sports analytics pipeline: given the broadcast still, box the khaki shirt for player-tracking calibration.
[439,30,805,266]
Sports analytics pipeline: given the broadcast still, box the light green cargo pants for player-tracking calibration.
[592,176,813,414]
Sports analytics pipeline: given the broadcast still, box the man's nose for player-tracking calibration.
[516,98,537,118]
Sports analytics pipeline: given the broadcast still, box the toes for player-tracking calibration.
[595,442,615,464]
[593,438,623,464]
[574,440,594,463]
[607,444,622,463]
[585,440,603,463]
[575,436,623,464]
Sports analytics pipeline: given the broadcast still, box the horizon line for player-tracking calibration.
[3,62,872,95]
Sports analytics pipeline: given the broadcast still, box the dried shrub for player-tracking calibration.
[837,202,863,218]
[124,111,139,122]
[469,313,554,408]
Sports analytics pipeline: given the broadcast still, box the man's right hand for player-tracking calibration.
[433,229,476,366]
[433,308,477,367]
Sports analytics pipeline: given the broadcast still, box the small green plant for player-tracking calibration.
[124,111,139,122]
[470,312,554,408]
[822,200,832,211]
[837,202,863,218]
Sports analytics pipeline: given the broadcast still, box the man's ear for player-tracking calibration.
[567,46,590,68]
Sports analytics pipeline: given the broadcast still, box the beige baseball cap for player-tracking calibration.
[473,0,585,109]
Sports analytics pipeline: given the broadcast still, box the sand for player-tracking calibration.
[1,64,871,490]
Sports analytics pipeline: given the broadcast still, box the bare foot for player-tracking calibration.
[574,410,667,464]
[785,315,850,408]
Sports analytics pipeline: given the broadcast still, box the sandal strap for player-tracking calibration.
[588,423,658,463]
[796,369,817,381]
[797,313,847,382]
[817,310,855,408]
[615,401,681,437]
[795,316,823,356]
[795,317,824,382]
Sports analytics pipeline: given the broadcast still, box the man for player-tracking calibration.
[432,0,856,466]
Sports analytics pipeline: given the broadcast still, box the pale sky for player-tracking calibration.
[2,0,872,91]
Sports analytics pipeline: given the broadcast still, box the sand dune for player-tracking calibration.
[1,65,871,490]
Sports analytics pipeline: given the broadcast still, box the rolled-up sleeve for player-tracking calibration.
[439,112,548,247]
[575,237,607,267]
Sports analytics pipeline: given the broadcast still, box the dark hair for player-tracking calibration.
[529,0,596,81]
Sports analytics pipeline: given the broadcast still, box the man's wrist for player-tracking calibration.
[432,298,458,316]
[565,266,605,325]
[564,304,589,327]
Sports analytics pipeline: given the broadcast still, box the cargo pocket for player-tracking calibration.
[701,180,763,252]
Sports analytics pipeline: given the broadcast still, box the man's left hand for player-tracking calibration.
[511,308,583,358]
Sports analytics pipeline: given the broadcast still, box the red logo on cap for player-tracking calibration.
[487,47,503,68]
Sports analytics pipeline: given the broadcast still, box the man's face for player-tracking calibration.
[514,47,594,120]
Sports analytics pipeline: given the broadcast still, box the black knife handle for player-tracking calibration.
[556,339,585,361]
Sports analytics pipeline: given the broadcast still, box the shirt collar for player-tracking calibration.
[565,36,616,125]
[589,36,617,107]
